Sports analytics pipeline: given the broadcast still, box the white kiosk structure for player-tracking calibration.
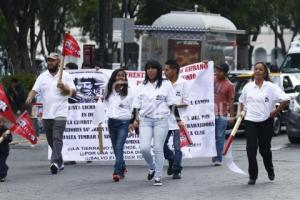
[135,11,245,70]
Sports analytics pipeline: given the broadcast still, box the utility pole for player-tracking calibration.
[122,0,128,68]
[107,0,113,69]
[274,4,278,66]
[98,0,103,67]
[99,0,113,69]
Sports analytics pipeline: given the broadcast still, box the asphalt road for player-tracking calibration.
[1,133,300,200]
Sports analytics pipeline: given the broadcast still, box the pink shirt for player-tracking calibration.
[214,77,235,116]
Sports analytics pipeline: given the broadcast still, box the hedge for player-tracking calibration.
[1,74,37,95]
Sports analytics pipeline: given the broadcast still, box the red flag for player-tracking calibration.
[180,126,193,148]
[0,84,16,123]
[10,111,37,144]
[62,33,80,58]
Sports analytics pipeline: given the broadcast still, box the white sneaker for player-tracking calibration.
[153,178,162,186]
[59,164,65,171]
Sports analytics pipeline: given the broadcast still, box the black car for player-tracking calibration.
[286,85,300,143]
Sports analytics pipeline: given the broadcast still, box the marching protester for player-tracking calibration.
[0,116,12,182]
[131,60,184,186]
[25,52,76,175]
[104,68,133,182]
[213,63,235,166]
[238,62,289,185]
[65,62,79,70]
[163,60,189,179]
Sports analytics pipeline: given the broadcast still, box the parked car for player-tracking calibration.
[286,85,300,143]
[279,39,300,143]
[226,72,300,136]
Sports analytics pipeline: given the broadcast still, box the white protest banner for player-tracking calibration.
[176,61,216,157]
[53,69,145,161]
[52,62,216,161]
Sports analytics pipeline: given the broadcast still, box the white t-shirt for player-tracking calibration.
[132,80,176,119]
[32,70,76,119]
[239,81,290,122]
[105,87,133,120]
[168,78,189,130]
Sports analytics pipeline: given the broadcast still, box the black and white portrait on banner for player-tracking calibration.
[68,69,109,104]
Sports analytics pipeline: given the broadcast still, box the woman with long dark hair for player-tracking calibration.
[104,68,133,182]
[131,60,184,186]
[239,62,289,185]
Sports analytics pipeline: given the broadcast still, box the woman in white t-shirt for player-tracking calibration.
[104,68,133,182]
[239,62,289,185]
[131,60,184,186]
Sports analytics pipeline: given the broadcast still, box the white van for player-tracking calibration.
[281,40,300,73]
[280,40,300,143]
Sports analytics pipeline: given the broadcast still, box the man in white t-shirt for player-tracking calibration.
[163,60,189,179]
[26,52,76,175]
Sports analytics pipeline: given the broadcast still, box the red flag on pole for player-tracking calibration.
[10,111,37,144]
[0,84,16,123]
[180,126,193,148]
[62,33,81,58]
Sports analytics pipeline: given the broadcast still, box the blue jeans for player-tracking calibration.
[164,130,182,173]
[213,116,228,162]
[108,118,130,175]
[139,117,169,179]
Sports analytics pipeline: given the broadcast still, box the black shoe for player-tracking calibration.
[268,171,275,181]
[248,179,256,185]
[0,178,6,182]
[167,161,173,175]
[147,169,155,180]
[120,168,128,179]
[172,172,181,179]
[50,163,58,174]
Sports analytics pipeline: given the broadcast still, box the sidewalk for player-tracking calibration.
[10,133,47,146]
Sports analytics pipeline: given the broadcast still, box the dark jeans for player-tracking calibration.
[245,118,274,180]
[108,118,130,175]
[0,150,9,179]
[163,130,183,173]
[42,117,66,167]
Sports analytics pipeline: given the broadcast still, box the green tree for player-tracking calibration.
[0,10,7,51]
[0,0,79,74]
[37,0,79,53]
[0,0,38,74]
[71,0,100,41]
[263,0,300,56]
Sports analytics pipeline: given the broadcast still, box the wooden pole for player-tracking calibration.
[58,32,67,83]
[223,111,246,156]
[98,123,104,154]
[58,55,65,83]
